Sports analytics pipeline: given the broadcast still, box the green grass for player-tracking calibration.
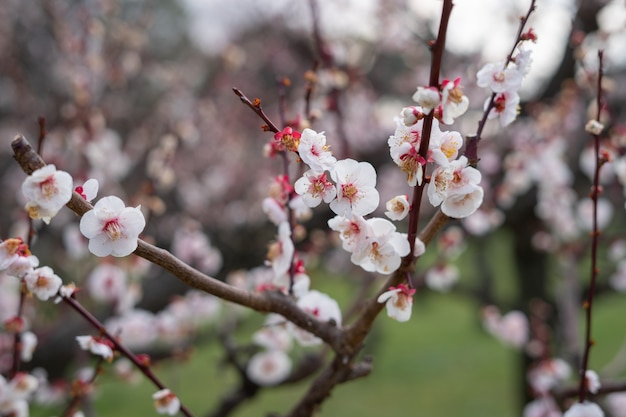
[29,231,626,417]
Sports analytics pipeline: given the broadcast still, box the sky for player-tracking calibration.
[178,0,625,97]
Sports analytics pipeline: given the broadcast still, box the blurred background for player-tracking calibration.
[2,0,626,416]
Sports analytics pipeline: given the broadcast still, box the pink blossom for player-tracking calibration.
[246,350,292,386]
[527,358,571,394]
[21,164,73,224]
[152,389,181,416]
[377,284,416,322]
[294,170,337,208]
[297,128,337,173]
[329,159,379,216]
[482,307,529,349]
[79,196,146,257]
[606,393,626,417]
[23,266,63,301]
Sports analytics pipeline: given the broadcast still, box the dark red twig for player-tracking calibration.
[577,49,604,403]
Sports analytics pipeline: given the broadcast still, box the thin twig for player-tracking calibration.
[577,49,604,404]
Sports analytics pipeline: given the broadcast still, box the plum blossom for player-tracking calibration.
[252,314,292,351]
[76,335,114,360]
[23,266,63,301]
[425,263,459,292]
[79,196,146,257]
[527,358,571,394]
[606,393,626,417]
[292,290,341,346]
[329,159,379,216]
[400,106,425,126]
[585,120,604,135]
[476,61,523,94]
[266,222,294,279]
[428,129,463,167]
[19,331,37,362]
[384,195,410,221]
[262,197,287,225]
[377,284,415,322]
[563,402,604,417]
[246,350,292,386]
[350,218,410,275]
[388,117,429,186]
[486,90,520,127]
[152,389,181,416]
[585,370,601,394]
[21,164,73,224]
[411,86,440,114]
[0,238,39,278]
[523,397,562,417]
[297,129,337,173]
[294,170,337,208]
[328,213,370,254]
[273,126,301,153]
[482,306,529,349]
[74,178,99,202]
[427,156,483,218]
[86,263,128,304]
[439,77,469,124]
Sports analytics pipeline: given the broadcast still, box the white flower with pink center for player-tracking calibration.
[292,290,342,346]
[297,129,337,173]
[388,118,427,186]
[351,218,410,275]
[400,106,424,126]
[21,164,73,224]
[0,238,39,278]
[476,62,523,94]
[411,86,440,114]
[482,307,529,349]
[327,213,370,254]
[329,159,379,216]
[86,263,128,304]
[564,402,604,417]
[294,170,337,208]
[74,178,99,202]
[440,77,469,125]
[384,195,410,221]
[23,266,63,301]
[76,335,114,360]
[377,284,416,322]
[252,314,292,351]
[79,196,146,257]
[153,389,181,416]
[247,350,292,386]
[427,156,483,218]
[266,222,294,279]
[485,90,520,127]
[425,263,459,292]
[428,129,463,167]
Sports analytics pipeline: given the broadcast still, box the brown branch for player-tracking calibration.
[232,88,280,133]
[10,134,343,353]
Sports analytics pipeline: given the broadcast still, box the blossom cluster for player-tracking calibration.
[389,82,484,219]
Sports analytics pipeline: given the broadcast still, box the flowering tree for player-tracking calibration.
[1,0,626,416]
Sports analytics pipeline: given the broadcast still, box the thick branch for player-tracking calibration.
[11,134,342,352]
